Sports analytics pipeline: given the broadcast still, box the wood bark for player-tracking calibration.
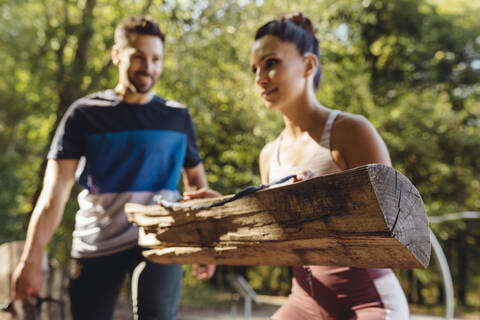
[126,164,431,268]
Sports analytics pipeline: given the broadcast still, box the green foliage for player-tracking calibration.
[1,0,479,311]
[247,266,291,296]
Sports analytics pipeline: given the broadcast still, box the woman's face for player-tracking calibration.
[250,35,308,110]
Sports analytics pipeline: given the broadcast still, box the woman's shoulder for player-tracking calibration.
[331,110,390,166]
[332,111,377,141]
[334,111,372,130]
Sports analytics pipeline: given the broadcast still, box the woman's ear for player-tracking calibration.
[303,53,319,78]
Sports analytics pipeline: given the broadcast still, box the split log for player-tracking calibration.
[126,164,430,268]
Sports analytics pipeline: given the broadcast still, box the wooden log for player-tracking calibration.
[126,164,430,268]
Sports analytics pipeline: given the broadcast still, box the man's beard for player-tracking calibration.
[129,71,156,94]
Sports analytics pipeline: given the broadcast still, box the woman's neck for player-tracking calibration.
[281,91,329,139]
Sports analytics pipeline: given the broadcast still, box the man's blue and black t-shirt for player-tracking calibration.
[48,90,201,258]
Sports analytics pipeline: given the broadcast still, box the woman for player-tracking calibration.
[250,12,409,319]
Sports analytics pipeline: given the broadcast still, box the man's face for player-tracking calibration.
[114,34,164,94]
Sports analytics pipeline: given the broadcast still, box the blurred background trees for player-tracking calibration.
[1,0,479,314]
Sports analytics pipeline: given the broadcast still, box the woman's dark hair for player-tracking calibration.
[255,12,321,90]
[115,16,165,48]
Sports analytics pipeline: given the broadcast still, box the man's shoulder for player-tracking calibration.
[70,90,120,112]
[154,96,188,110]
[164,99,187,109]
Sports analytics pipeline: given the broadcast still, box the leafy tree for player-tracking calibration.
[1,0,479,311]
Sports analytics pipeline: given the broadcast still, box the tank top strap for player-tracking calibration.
[319,110,340,149]
[271,136,281,167]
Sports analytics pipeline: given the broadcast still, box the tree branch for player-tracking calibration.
[85,58,113,93]
[141,0,155,15]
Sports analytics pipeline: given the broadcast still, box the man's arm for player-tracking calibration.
[182,163,208,191]
[182,162,219,280]
[182,163,221,199]
[11,159,78,299]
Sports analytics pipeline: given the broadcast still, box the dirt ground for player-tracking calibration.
[114,294,280,320]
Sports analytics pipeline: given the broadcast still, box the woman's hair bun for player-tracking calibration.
[281,12,317,35]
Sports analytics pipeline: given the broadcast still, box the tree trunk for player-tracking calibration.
[28,0,97,219]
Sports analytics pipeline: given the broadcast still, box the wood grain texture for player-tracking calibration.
[126,164,430,268]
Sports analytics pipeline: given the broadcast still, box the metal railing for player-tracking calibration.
[227,275,261,320]
[428,211,480,320]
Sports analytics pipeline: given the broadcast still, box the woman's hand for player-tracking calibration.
[293,170,315,182]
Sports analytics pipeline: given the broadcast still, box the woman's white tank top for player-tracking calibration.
[269,110,342,182]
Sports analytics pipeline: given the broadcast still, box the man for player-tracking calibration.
[11,16,217,320]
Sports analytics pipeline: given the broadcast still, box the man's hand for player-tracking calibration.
[192,264,216,281]
[183,188,221,201]
[182,164,218,281]
[182,164,222,201]
[10,159,77,301]
[11,261,43,300]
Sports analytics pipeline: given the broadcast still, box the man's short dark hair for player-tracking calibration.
[114,16,165,48]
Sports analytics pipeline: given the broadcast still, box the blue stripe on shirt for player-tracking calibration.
[78,130,187,193]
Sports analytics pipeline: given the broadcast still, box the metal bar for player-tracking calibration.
[429,228,454,319]
[244,297,251,320]
[428,211,480,223]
